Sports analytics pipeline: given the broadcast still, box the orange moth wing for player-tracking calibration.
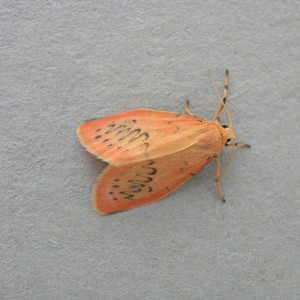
[77,109,212,165]
[94,144,213,215]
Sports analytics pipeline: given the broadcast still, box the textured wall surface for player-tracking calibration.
[1,1,299,299]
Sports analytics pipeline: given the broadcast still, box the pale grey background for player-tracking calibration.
[1,1,299,299]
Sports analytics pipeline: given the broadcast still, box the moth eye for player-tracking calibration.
[222,125,228,129]
[225,138,232,146]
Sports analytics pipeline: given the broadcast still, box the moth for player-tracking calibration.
[77,71,250,215]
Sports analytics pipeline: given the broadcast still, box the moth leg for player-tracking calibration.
[226,143,251,148]
[214,70,229,121]
[184,99,194,116]
[235,143,250,148]
[213,155,225,202]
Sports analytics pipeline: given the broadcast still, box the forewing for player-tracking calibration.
[94,144,212,214]
[77,109,206,165]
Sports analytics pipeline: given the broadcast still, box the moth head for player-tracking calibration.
[222,125,235,146]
